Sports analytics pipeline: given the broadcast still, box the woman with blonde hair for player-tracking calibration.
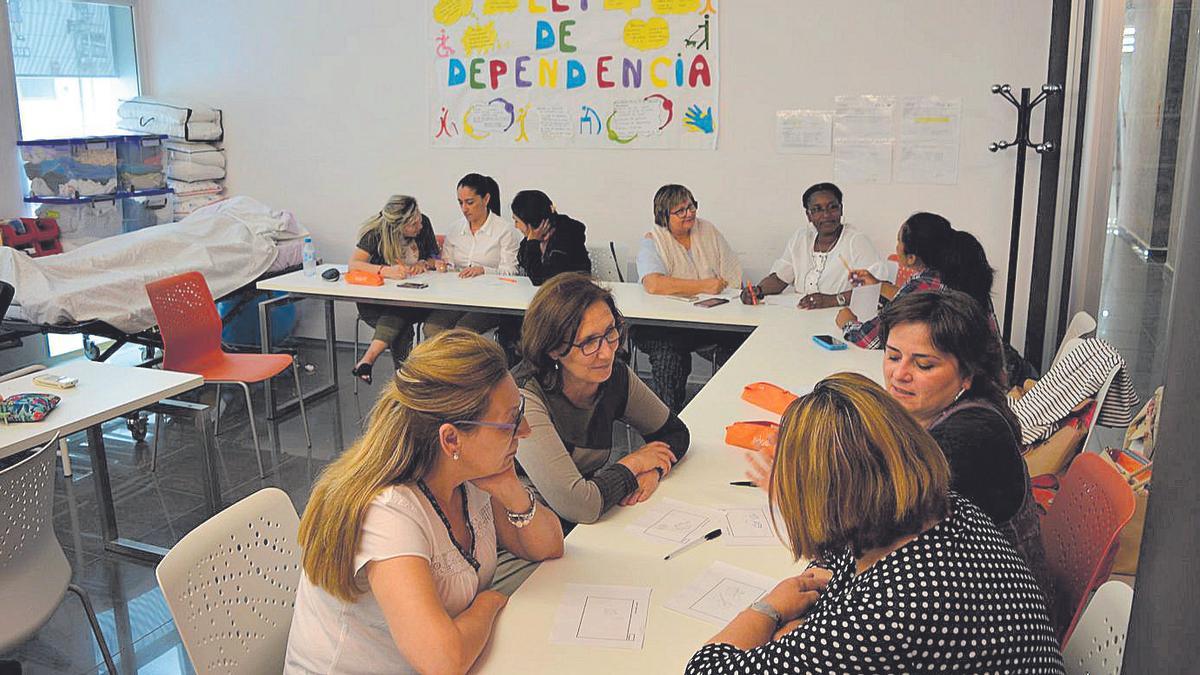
[687,373,1062,674]
[349,194,441,383]
[285,330,563,675]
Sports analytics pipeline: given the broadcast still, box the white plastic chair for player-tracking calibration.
[0,434,117,673]
[156,487,301,675]
[1062,580,1134,674]
[587,241,625,283]
[0,364,72,476]
[1053,311,1098,368]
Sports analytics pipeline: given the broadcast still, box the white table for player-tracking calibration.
[0,360,221,562]
[474,309,884,673]
[257,267,886,671]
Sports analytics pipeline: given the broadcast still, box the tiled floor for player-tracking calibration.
[2,342,656,675]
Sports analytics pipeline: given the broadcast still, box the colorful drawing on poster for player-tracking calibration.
[644,93,673,129]
[651,0,699,15]
[683,104,713,133]
[434,0,473,26]
[580,105,602,135]
[623,18,669,51]
[431,0,718,148]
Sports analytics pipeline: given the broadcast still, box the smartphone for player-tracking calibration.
[694,297,730,308]
[397,282,429,289]
[812,334,848,351]
[33,374,79,389]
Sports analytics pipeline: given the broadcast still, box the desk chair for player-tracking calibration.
[0,435,117,674]
[1041,452,1136,646]
[156,487,301,674]
[1052,311,1098,368]
[146,272,311,478]
[1062,580,1133,674]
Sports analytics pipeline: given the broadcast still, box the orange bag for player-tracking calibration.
[724,421,779,455]
[345,269,384,286]
[741,382,798,415]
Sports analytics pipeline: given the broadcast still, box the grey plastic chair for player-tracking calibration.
[156,487,301,674]
[1062,580,1134,674]
[0,434,117,673]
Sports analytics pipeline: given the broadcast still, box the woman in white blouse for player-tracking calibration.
[285,330,563,675]
[425,173,522,337]
[740,182,880,308]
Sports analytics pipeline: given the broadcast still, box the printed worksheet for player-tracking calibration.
[664,561,777,626]
[626,499,722,545]
[721,505,781,547]
[550,584,652,650]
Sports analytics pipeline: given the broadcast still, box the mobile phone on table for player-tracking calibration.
[694,297,729,308]
[33,374,78,389]
[812,334,847,351]
[397,282,429,289]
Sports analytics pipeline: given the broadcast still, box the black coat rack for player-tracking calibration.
[989,83,1061,342]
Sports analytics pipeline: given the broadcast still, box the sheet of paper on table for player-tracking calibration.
[664,561,778,626]
[849,283,882,322]
[550,583,652,650]
[626,499,723,545]
[719,504,781,547]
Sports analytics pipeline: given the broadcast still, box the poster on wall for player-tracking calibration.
[428,0,720,150]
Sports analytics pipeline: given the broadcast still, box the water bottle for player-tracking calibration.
[302,236,317,277]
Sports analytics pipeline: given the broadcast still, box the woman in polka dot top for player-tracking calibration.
[686,373,1063,674]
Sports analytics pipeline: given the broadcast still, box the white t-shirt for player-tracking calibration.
[284,483,498,675]
[770,223,881,295]
[441,211,521,275]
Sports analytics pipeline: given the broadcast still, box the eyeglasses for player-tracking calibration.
[567,323,626,357]
[807,202,842,215]
[670,201,699,219]
[449,395,526,440]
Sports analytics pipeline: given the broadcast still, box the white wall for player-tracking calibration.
[136,0,1051,345]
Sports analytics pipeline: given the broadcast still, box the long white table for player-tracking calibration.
[0,360,222,562]
[257,267,885,672]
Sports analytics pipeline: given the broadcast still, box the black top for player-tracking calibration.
[686,493,1064,674]
[517,213,591,285]
[355,214,439,266]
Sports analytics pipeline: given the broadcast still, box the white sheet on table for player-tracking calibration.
[0,196,307,332]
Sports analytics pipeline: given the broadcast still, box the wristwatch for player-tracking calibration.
[747,599,783,629]
[836,292,848,307]
[505,487,538,528]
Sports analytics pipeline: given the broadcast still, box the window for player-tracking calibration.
[6,0,140,139]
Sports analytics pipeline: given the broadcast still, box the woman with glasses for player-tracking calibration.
[349,194,441,384]
[635,184,746,412]
[689,373,1062,674]
[286,330,563,675]
[740,182,881,308]
[513,272,689,528]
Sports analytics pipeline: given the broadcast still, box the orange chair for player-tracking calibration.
[146,272,311,477]
[1040,451,1136,647]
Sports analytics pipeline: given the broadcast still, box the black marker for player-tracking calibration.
[663,528,723,560]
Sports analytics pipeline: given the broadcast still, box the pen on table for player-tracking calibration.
[497,277,518,284]
[743,281,758,306]
[663,528,722,560]
[729,480,756,487]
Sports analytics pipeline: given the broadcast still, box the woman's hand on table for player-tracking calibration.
[380,264,409,280]
[458,265,485,279]
[408,260,430,275]
[698,278,727,295]
[762,567,833,623]
[835,307,856,328]
[620,470,661,506]
[797,293,838,310]
[433,259,449,273]
[617,441,675,477]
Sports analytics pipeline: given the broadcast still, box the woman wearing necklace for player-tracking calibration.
[349,194,441,384]
[741,182,880,308]
[286,330,563,675]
